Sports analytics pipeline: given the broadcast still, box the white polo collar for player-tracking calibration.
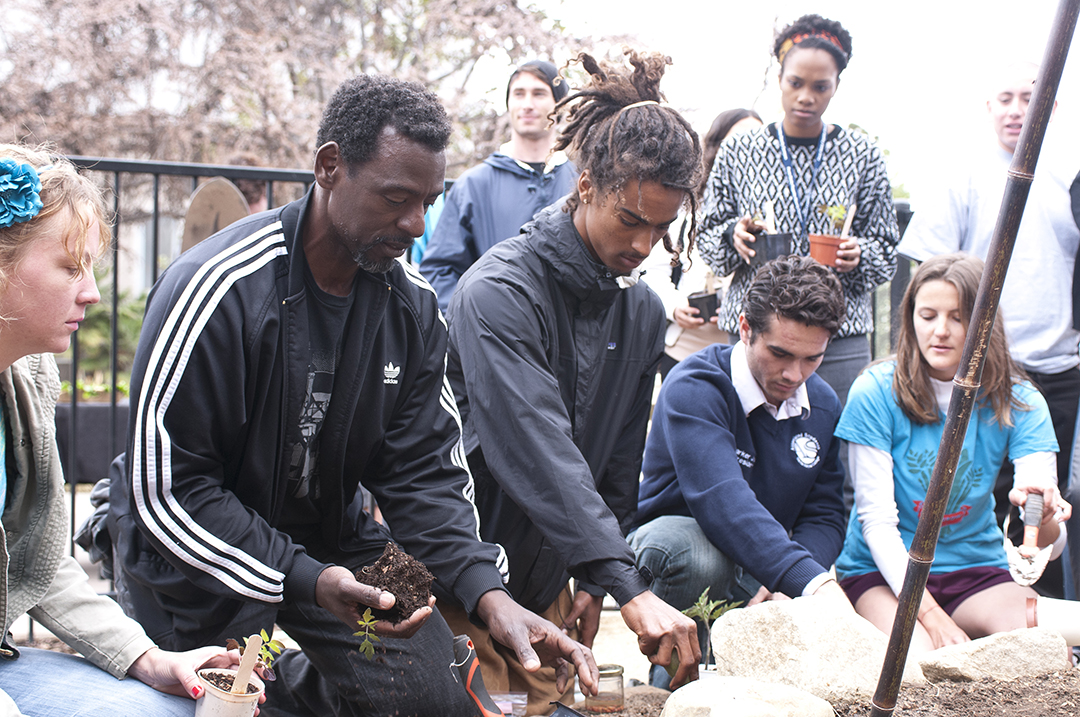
[730,340,811,421]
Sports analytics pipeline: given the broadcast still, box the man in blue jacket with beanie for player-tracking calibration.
[420,60,577,310]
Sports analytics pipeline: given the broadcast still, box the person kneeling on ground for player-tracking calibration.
[632,255,852,688]
[835,252,1075,653]
[442,48,702,713]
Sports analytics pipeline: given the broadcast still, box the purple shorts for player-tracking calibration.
[838,566,1014,616]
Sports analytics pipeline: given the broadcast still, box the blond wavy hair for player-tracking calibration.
[0,143,111,301]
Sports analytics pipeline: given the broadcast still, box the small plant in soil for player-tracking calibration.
[225,628,284,681]
[200,670,262,694]
[681,587,740,669]
[353,542,435,658]
[818,204,847,232]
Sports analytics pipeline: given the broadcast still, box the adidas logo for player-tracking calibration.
[384,362,400,385]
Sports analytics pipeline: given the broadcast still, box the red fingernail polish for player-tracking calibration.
[192,685,204,698]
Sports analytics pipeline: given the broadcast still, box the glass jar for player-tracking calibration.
[584,663,624,713]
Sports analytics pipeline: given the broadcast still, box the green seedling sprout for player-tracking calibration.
[353,608,381,659]
[818,204,847,231]
[225,628,285,681]
[667,587,741,678]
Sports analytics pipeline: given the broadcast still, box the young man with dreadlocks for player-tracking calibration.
[441,49,703,711]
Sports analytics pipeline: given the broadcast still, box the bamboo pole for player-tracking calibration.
[868,2,1080,714]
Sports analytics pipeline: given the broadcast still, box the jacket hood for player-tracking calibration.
[523,200,638,310]
[483,151,571,179]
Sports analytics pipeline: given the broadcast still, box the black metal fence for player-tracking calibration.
[59,158,313,548]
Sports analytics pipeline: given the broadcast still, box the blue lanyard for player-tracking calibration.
[777,124,828,240]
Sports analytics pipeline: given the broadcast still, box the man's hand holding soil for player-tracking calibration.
[315,565,435,639]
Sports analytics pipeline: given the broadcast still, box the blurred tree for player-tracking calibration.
[0,0,584,174]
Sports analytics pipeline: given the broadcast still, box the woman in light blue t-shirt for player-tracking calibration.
[834,253,1071,654]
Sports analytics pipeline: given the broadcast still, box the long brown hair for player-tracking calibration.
[893,252,1027,426]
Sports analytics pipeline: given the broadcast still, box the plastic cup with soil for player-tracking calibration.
[748,232,793,268]
[807,233,843,266]
[194,668,264,717]
[685,291,719,323]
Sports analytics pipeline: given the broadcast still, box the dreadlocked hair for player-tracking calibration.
[554,48,703,262]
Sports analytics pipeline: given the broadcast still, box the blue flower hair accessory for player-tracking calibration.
[0,159,44,229]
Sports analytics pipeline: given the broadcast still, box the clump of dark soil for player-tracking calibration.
[832,670,1080,716]
[355,542,434,623]
[200,670,260,695]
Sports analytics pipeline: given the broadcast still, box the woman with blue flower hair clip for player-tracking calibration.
[0,144,262,716]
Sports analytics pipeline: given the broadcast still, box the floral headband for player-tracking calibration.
[0,159,45,229]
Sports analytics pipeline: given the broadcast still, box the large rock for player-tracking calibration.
[709,595,924,703]
[918,628,1069,682]
[660,675,832,717]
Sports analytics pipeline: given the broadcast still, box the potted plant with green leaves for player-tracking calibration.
[195,631,280,717]
[808,203,855,267]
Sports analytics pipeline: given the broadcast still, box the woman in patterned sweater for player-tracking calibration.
[697,14,899,405]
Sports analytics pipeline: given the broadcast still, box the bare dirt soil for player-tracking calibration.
[832,670,1080,716]
[573,672,1080,716]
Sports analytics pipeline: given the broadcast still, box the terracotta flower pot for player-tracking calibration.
[195,668,264,717]
[808,234,843,266]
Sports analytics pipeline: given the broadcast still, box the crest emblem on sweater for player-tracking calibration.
[791,433,820,468]
[384,362,400,385]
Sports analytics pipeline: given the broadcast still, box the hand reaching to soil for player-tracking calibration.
[316,565,434,638]
[561,590,603,648]
[619,590,700,689]
[477,589,600,695]
[128,645,267,712]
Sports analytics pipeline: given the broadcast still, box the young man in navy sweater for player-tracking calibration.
[632,256,852,683]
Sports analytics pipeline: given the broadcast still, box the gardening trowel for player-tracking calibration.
[1005,492,1052,586]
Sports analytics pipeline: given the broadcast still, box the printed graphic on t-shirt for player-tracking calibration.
[289,349,336,499]
[909,447,978,537]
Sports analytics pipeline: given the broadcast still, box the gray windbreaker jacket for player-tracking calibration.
[445,200,664,613]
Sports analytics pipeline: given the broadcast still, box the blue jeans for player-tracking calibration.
[628,515,760,689]
[0,647,195,716]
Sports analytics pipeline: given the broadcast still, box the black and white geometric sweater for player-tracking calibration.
[697,123,900,338]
